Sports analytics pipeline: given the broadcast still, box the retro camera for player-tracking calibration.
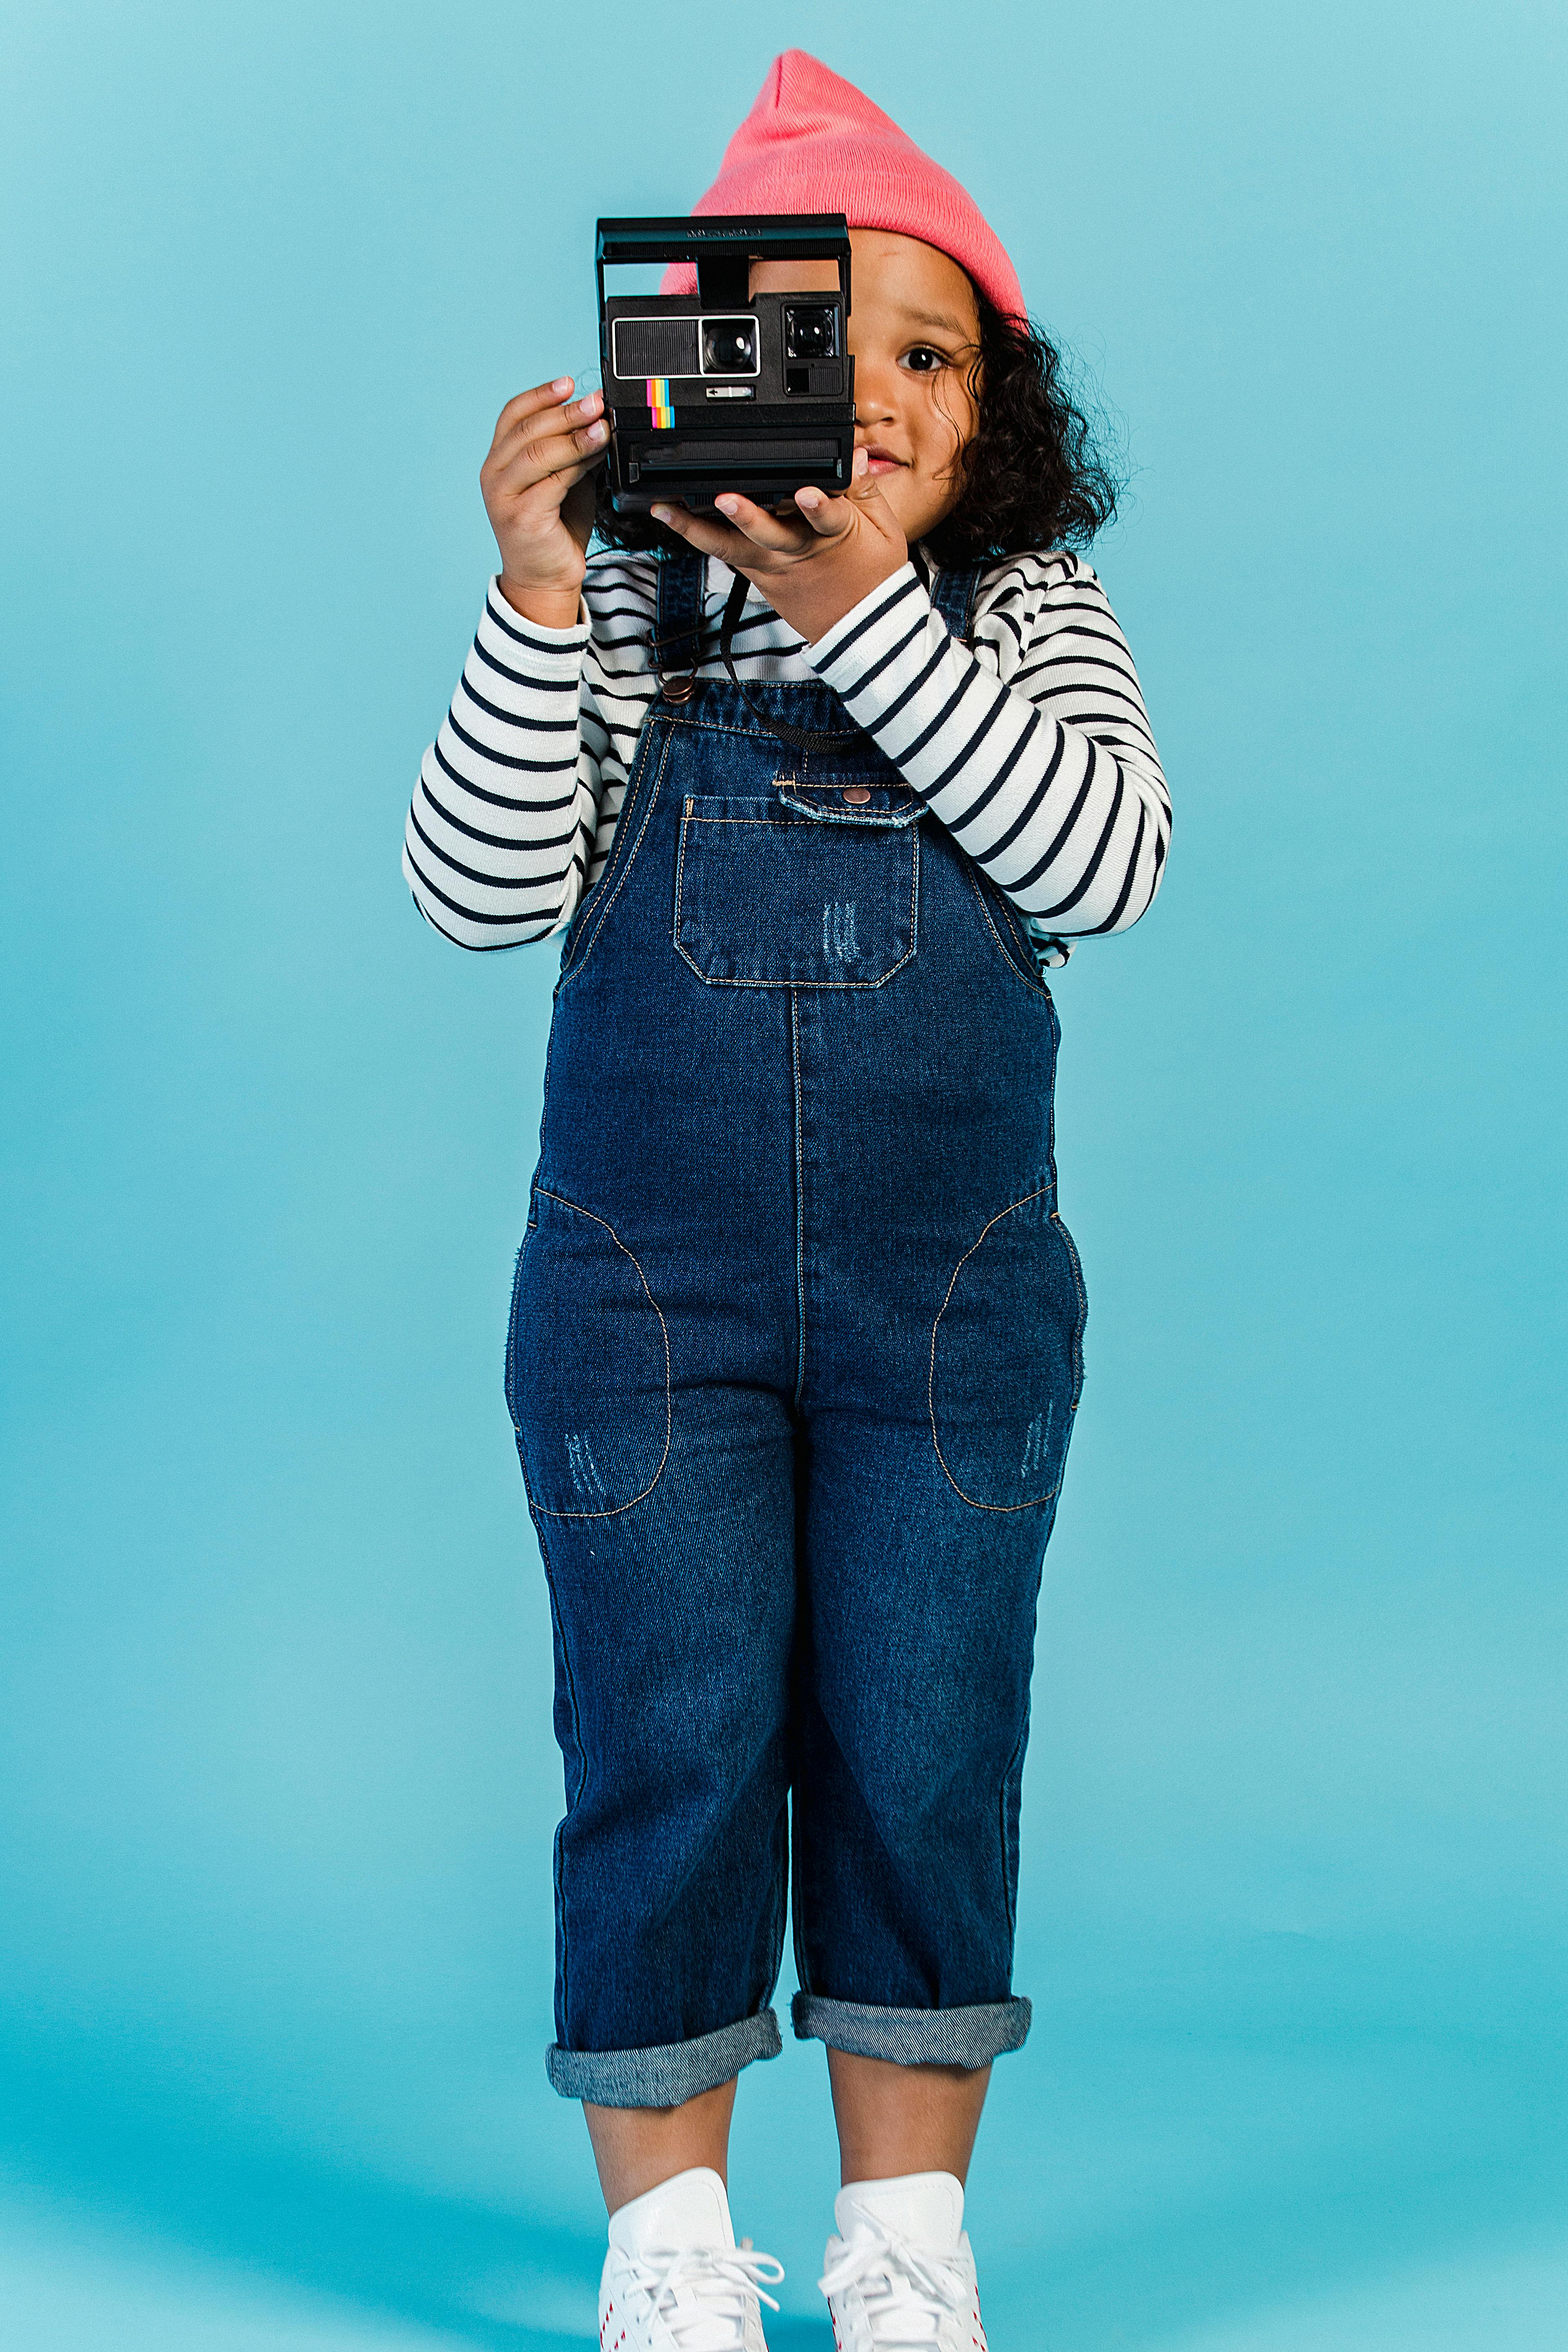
[596,214,855,512]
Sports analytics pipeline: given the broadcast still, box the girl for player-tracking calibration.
[405,51,1169,2352]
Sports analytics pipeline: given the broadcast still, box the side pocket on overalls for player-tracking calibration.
[503,1192,540,1435]
[508,1186,672,1519]
[930,1184,1087,1511]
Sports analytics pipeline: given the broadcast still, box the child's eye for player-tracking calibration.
[900,345,949,375]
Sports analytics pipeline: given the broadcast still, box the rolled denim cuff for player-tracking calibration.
[545,2007,782,2105]
[791,1992,1031,2069]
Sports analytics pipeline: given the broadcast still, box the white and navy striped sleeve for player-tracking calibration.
[806,550,1170,958]
[402,582,603,951]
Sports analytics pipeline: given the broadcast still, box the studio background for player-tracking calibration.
[2,4,1564,2347]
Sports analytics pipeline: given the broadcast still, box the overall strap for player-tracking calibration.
[719,569,858,753]
[648,552,706,695]
[928,559,988,647]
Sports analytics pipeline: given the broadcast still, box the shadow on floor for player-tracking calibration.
[5,1936,1567,2352]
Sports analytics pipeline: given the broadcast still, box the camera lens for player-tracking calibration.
[785,306,837,361]
[701,317,758,374]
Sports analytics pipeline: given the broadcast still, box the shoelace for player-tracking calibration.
[817,2224,970,2351]
[626,2239,784,2351]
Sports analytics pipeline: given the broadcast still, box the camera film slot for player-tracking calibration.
[637,437,841,475]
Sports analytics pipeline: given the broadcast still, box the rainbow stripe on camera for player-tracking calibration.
[646,377,674,429]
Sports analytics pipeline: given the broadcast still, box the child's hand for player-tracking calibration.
[481,378,607,629]
[650,449,909,644]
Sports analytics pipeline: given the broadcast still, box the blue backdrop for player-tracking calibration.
[3,4,1564,2346]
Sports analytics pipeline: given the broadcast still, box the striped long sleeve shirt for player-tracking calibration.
[403,545,1169,968]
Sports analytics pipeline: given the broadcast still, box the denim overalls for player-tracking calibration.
[506,552,1087,2106]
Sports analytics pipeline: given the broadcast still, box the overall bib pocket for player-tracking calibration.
[674,782,921,989]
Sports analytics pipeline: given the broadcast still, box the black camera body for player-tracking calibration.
[596,214,855,513]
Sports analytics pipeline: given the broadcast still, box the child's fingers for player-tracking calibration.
[648,503,712,547]
[492,376,579,437]
[490,388,602,462]
[517,448,605,500]
[649,504,759,564]
[488,414,609,494]
[791,485,857,538]
[708,493,814,552]
[496,425,607,491]
[797,454,901,541]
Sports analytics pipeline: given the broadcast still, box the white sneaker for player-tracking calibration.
[600,2165,783,2352]
[818,2172,988,2352]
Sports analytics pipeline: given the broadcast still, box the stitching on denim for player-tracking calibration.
[999,1716,1028,1942]
[525,1188,673,1519]
[503,1232,532,1428]
[929,1183,1065,1512]
[780,785,912,804]
[994,889,1049,981]
[673,813,920,991]
[535,1529,586,2037]
[536,983,562,1166]
[575,725,667,968]
[555,726,672,999]
[1053,1208,1089,1408]
[775,779,922,829]
[789,1808,812,2002]
[672,787,692,961]
[791,989,806,1409]
[960,861,1056,1003]
[777,806,922,831]
[555,726,656,984]
[764,1802,791,2013]
[684,813,915,829]
[664,710,873,745]
[692,810,920,833]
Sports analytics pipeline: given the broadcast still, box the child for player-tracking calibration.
[405,50,1169,2352]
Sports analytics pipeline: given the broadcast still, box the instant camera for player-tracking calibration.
[596,214,855,512]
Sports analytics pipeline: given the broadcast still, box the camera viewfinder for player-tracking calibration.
[785,306,838,362]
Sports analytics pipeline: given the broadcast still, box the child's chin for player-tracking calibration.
[886,488,948,543]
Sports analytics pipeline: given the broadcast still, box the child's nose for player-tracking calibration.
[850,358,898,421]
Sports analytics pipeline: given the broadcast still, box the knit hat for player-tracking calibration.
[660,50,1025,321]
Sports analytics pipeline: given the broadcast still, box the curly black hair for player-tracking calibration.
[924,296,1121,564]
[590,291,1120,565]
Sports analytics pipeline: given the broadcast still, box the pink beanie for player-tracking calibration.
[661,50,1025,321]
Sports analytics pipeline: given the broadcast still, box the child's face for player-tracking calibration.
[751,229,982,546]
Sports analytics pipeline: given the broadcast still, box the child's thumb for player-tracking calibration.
[843,445,900,525]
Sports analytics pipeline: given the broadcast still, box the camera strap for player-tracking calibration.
[648,550,706,694]
[654,552,989,753]
[719,556,988,754]
[719,569,861,754]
